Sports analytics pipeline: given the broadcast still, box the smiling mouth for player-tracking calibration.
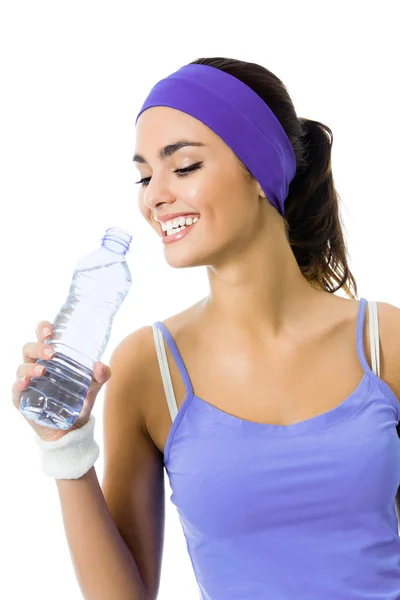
[160,216,200,238]
[158,218,200,245]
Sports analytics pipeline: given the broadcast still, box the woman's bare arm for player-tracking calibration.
[56,467,148,600]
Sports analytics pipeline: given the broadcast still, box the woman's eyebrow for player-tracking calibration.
[132,140,206,164]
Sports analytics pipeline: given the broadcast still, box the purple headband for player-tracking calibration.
[135,63,297,216]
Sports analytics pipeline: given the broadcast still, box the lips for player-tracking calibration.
[155,212,200,224]
[162,219,199,244]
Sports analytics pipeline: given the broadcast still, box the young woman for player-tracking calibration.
[15,57,400,599]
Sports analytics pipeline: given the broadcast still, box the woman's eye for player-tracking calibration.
[135,161,203,187]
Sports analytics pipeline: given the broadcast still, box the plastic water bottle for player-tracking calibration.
[20,227,133,430]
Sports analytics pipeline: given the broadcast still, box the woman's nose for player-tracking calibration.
[143,176,176,210]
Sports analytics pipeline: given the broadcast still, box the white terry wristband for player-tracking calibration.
[34,414,100,480]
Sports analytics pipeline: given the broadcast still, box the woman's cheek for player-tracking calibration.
[138,194,151,220]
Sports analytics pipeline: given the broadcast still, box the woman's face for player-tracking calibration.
[134,106,267,269]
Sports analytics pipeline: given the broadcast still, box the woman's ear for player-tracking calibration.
[256,181,267,199]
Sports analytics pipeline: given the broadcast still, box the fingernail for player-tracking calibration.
[43,327,51,337]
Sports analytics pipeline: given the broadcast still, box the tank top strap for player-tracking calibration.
[152,321,194,422]
[356,297,380,377]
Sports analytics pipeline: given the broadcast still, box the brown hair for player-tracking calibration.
[190,57,357,300]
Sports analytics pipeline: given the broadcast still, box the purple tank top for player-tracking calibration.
[154,297,400,599]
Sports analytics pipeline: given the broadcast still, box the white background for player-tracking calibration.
[1,1,399,598]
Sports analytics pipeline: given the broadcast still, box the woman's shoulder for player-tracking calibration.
[156,296,209,339]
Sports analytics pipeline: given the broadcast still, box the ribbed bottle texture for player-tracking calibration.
[20,227,133,430]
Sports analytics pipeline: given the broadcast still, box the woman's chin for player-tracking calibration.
[162,240,210,269]
[164,250,205,269]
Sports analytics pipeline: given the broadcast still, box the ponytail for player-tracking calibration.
[283,117,357,298]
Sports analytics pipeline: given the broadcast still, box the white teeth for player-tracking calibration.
[166,225,186,237]
[161,216,199,232]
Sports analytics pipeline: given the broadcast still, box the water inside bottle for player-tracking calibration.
[20,227,132,430]
[20,350,93,429]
